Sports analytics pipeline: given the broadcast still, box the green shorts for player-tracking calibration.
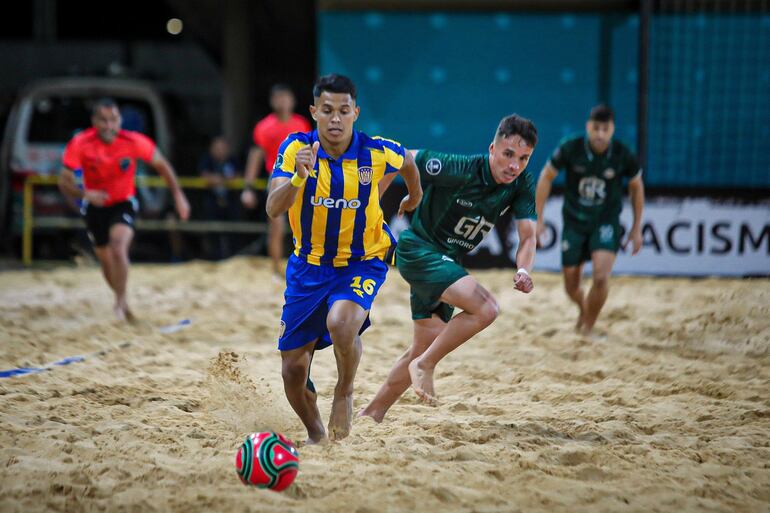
[561,220,622,267]
[395,229,468,323]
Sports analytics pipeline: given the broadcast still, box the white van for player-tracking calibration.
[0,77,172,239]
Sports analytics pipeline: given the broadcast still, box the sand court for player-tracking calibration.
[0,258,768,512]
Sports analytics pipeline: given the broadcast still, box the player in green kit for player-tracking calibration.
[359,114,538,418]
[535,104,645,336]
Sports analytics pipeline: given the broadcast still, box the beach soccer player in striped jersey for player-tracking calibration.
[58,98,190,322]
[266,74,423,443]
[360,114,539,420]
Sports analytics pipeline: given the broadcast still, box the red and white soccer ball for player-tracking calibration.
[235,432,299,491]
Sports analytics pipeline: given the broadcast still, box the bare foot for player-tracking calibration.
[124,307,137,324]
[298,432,328,447]
[328,393,353,440]
[575,303,585,333]
[357,406,384,423]
[408,359,437,405]
[114,301,137,323]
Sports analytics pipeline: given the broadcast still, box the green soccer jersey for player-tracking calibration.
[550,135,641,227]
[408,149,537,261]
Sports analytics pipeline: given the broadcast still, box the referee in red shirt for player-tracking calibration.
[58,98,190,321]
[241,84,311,277]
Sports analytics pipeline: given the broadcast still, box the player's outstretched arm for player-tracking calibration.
[513,219,536,293]
[535,162,559,246]
[396,150,422,216]
[626,174,645,255]
[151,149,190,220]
[266,141,318,218]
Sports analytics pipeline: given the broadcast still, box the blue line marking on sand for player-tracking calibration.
[159,318,192,334]
[0,319,192,379]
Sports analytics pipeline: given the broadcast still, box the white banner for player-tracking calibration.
[534,197,770,277]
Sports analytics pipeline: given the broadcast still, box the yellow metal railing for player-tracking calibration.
[22,175,269,266]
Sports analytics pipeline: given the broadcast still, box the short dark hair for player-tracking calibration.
[91,97,118,116]
[312,74,357,100]
[589,104,614,123]
[270,83,294,97]
[496,114,538,147]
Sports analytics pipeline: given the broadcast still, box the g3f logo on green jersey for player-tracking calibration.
[578,177,607,205]
[454,216,495,240]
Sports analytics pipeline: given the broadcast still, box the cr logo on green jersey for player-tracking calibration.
[454,215,495,240]
[578,176,606,205]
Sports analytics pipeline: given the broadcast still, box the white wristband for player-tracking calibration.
[516,268,529,276]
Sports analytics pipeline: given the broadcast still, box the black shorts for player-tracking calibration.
[84,200,137,247]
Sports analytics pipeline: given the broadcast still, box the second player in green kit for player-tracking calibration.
[360,114,539,419]
[535,104,645,336]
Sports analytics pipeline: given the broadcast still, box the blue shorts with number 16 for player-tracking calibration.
[278,254,389,352]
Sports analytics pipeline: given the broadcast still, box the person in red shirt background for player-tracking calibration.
[58,98,191,321]
[241,84,311,277]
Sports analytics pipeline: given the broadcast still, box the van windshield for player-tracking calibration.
[27,96,157,143]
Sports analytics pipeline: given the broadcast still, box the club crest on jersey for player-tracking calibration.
[119,158,131,171]
[603,168,616,179]
[358,166,373,185]
[426,158,442,175]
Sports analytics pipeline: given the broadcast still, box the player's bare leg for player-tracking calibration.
[562,265,585,331]
[581,250,616,335]
[108,224,135,322]
[93,224,134,322]
[326,300,368,440]
[93,246,116,291]
[408,276,499,404]
[268,215,285,278]
[281,342,326,444]
[359,316,445,422]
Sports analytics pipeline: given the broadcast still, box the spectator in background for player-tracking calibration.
[241,84,311,277]
[199,135,241,259]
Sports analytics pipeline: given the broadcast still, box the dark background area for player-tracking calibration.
[0,0,767,265]
[0,0,318,171]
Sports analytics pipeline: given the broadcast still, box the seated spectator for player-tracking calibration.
[198,136,241,259]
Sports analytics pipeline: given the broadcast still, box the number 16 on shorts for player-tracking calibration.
[350,276,376,298]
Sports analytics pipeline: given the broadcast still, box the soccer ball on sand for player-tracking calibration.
[235,432,299,491]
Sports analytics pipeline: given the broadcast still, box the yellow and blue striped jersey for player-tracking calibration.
[272,130,405,267]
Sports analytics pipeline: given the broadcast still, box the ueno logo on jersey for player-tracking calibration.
[310,196,362,209]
